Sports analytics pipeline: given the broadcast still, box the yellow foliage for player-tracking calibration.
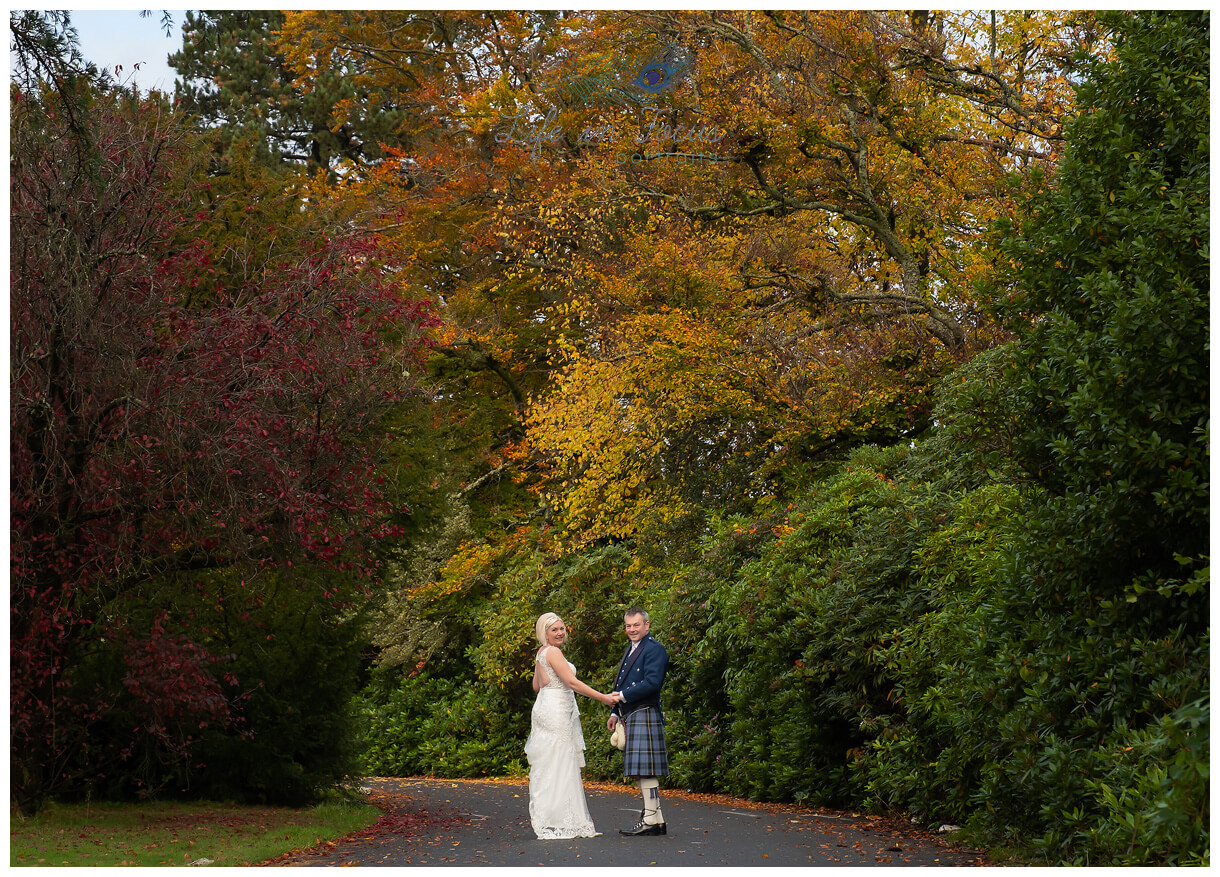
[268,10,1101,550]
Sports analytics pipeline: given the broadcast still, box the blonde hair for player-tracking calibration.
[535,612,563,646]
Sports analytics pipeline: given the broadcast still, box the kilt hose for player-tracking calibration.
[622,705,668,778]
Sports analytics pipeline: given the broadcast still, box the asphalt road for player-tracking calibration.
[271,777,989,868]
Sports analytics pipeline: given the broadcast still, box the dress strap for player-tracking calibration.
[537,646,554,682]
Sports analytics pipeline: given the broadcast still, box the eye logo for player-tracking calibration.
[502,38,724,166]
[630,46,693,97]
[549,43,694,108]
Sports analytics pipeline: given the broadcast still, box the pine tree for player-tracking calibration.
[170,11,407,173]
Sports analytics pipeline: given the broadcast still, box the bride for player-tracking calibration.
[525,612,618,839]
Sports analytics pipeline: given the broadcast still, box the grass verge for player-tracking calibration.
[10,798,381,867]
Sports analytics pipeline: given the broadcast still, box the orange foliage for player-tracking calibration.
[271,11,1102,546]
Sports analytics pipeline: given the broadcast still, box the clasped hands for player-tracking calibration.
[602,690,624,707]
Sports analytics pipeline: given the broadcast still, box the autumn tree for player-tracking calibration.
[9,68,432,812]
[272,11,602,659]
[260,12,1109,636]
[491,11,1100,544]
[616,10,1093,340]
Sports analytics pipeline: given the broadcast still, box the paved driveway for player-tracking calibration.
[271,777,989,867]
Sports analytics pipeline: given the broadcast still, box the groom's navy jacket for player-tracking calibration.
[612,633,668,719]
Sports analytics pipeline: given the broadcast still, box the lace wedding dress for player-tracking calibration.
[524,646,598,839]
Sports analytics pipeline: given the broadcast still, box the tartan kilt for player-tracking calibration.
[621,705,668,778]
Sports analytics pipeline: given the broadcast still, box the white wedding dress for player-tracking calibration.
[524,646,598,839]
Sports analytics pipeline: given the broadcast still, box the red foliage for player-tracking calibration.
[120,612,232,728]
[9,85,434,813]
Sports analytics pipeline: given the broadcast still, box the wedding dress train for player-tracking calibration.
[524,646,598,839]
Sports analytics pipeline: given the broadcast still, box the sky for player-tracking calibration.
[69,9,187,94]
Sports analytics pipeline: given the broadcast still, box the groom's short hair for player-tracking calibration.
[625,607,649,623]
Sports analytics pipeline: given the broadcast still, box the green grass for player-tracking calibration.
[10,798,381,867]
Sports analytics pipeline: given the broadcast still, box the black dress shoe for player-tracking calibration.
[620,820,667,836]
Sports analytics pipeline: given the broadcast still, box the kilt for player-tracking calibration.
[621,705,669,778]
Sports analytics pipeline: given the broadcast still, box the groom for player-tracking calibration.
[607,607,669,836]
